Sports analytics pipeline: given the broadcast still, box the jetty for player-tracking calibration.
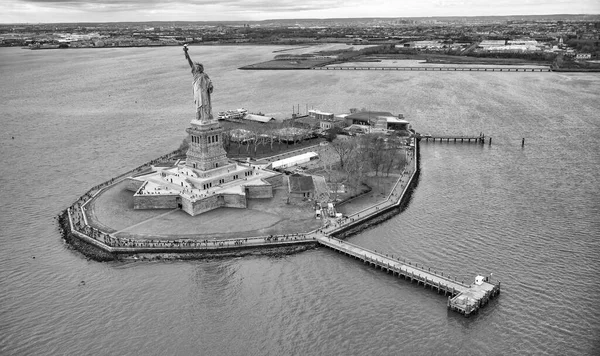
[419,134,491,144]
[312,66,550,72]
[317,236,500,316]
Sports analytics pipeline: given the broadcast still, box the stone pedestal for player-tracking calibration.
[186,119,229,173]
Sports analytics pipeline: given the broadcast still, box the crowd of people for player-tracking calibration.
[264,233,309,242]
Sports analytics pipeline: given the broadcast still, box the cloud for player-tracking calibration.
[18,0,355,13]
[3,0,599,23]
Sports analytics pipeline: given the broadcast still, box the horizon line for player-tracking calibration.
[2,13,599,25]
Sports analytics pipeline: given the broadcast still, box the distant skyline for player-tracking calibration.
[2,0,599,24]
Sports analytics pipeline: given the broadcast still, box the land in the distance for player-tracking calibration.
[240,43,600,71]
[3,15,599,70]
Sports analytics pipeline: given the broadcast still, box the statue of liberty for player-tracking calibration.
[183,45,213,123]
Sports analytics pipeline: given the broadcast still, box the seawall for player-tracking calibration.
[59,141,420,262]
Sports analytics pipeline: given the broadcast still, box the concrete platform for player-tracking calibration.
[86,180,321,240]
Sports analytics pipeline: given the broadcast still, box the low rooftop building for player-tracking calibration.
[345,111,410,132]
[288,174,315,199]
[244,113,275,123]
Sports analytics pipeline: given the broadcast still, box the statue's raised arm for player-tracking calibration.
[183,45,194,69]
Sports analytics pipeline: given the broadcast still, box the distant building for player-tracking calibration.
[576,53,592,60]
[309,110,344,131]
[344,111,410,132]
[383,116,411,132]
[478,40,507,49]
[309,109,334,121]
[409,40,444,49]
[319,117,345,131]
[478,39,541,52]
[345,111,392,126]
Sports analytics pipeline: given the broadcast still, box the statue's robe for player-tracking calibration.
[192,68,213,122]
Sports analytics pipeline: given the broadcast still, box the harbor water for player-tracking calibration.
[0,45,599,355]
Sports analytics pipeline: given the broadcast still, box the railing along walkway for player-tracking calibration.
[317,235,469,293]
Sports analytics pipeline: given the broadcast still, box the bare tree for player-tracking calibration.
[329,137,357,169]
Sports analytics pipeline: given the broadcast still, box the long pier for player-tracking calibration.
[313,66,550,72]
[308,138,500,317]
[420,134,491,144]
[317,236,500,316]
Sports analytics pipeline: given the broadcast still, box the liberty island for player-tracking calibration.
[58,46,500,317]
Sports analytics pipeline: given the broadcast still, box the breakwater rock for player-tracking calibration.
[58,211,117,261]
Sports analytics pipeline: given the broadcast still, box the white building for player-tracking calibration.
[576,53,592,60]
[271,152,319,170]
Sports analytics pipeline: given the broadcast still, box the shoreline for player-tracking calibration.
[57,140,420,262]
[58,212,319,261]
[16,45,599,72]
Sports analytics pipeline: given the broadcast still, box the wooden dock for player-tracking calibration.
[420,134,491,144]
[316,235,500,316]
[312,66,550,72]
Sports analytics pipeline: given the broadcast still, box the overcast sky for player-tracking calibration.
[2,0,599,23]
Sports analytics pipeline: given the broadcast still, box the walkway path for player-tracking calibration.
[112,209,179,236]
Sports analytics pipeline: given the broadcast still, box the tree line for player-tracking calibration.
[324,133,409,195]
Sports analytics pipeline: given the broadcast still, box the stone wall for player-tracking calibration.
[222,193,247,208]
[245,184,273,199]
[126,178,144,192]
[134,194,178,210]
[193,162,238,179]
[193,165,253,190]
[181,196,194,215]
[190,195,219,215]
[186,193,247,216]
